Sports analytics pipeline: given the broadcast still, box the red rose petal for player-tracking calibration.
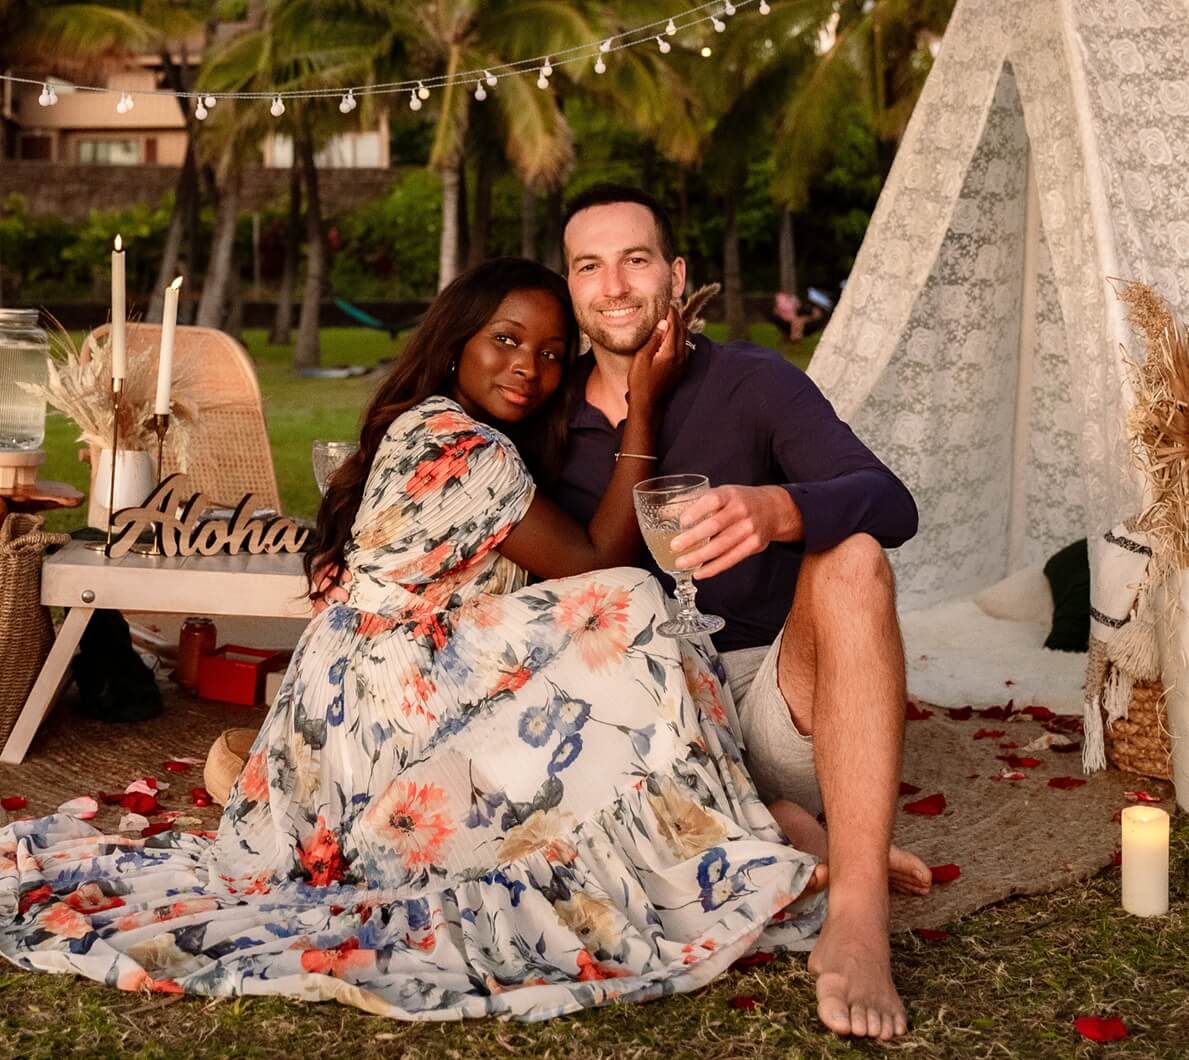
[903,793,946,816]
[190,787,213,807]
[140,823,173,838]
[978,700,1015,720]
[97,791,124,805]
[1048,777,1087,790]
[731,951,774,969]
[905,703,933,721]
[997,754,1042,768]
[974,729,1006,740]
[1004,680,1015,687]
[1124,791,1162,803]
[898,782,922,796]
[1112,850,1122,866]
[930,863,961,884]
[1021,705,1055,721]
[1,796,27,811]
[1074,1016,1128,1043]
[914,928,950,942]
[729,996,760,1011]
[121,792,161,815]
[947,706,974,721]
[163,760,191,774]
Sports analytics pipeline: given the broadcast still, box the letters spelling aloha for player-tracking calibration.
[108,474,309,559]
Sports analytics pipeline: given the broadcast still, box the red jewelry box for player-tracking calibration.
[196,644,290,706]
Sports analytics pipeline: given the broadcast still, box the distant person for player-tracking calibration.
[772,288,834,340]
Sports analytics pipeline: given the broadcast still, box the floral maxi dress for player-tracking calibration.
[0,396,823,1021]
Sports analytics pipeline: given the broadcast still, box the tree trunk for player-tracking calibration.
[225,279,244,341]
[520,184,537,259]
[293,129,324,371]
[438,164,461,290]
[541,188,563,273]
[723,188,746,341]
[778,206,797,296]
[195,167,240,329]
[269,156,301,344]
[148,139,197,322]
[456,159,469,273]
[467,154,493,269]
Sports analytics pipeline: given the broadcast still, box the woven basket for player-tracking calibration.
[203,727,258,805]
[0,514,70,748]
[1105,679,1172,780]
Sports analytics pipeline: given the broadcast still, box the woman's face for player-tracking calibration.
[451,289,568,423]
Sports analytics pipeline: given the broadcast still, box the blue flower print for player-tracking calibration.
[696,848,728,890]
[548,697,591,737]
[517,705,554,748]
[326,606,355,632]
[328,657,349,686]
[327,694,345,726]
[548,733,582,776]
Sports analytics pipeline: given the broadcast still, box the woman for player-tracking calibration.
[0,259,823,1021]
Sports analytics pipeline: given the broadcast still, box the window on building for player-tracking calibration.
[144,137,158,164]
[78,139,140,165]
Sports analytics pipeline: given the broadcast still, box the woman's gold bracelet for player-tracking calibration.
[615,452,658,461]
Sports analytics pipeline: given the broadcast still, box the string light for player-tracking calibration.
[594,55,607,74]
[338,91,352,113]
[37,83,55,106]
[537,71,550,89]
[484,70,497,87]
[759,0,770,11]
[656,36,672,53]
[712,15,726,31]
[474,80,487,101]
[194,100,208,119]
[724,1,737,15]
[666,18,678,35]
[115,92,133,113]
[701,45,713,57]
[542,57,553,77]
[416,80,430,100]
[600,38,612,53]
[269,95,285,116]
[408,89,422,110]
[204,94,216,108]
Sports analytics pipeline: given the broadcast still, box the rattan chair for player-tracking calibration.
[82,323,281,512]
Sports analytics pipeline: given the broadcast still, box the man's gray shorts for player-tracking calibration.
[721,630,822,816]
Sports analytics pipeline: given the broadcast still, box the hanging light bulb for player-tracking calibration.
[116,92,134,114]
[339,92,353,113]
[656,36,671,54]
[484,70,497,87]
[474,81,487,101]
[408,89,422,111]
[204,95,217,109]
[600,38,612,53]
[542,57,553,77]
[700,45,713,57]
[195,100,209,120]
[38,83,54,106]
[666,18,677,35]
[537,72,550,90]
[47,86,57,105]
[594,55,607,74]
[270,96,285,117]
[758,0,771,12]
[416,81,430,100]
[724,1,736,15]
[712,15,726,32]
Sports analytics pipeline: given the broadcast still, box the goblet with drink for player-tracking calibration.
[312,440,358,496]
[633,473,725,639]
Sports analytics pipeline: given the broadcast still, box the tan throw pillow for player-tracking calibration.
[973,565,1054,625]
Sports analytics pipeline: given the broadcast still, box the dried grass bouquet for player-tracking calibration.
[19,324,199,467]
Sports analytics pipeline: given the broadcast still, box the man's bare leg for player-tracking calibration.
[775,533,919,1040]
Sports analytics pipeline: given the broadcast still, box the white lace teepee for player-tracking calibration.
[810,0,1189,611]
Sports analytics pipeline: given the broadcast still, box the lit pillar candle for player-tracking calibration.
[154,276,183,415]
[1121,806,1169,917]
[111,235,126,385]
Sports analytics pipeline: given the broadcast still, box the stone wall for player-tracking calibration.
[0,162,400,219]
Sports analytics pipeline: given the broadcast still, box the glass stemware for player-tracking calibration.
[633,473,725,639]
[312,440,358,496]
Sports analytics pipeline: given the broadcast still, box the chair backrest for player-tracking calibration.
[83,323,282,512]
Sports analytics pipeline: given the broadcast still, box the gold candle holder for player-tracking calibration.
[130,412,171,557]
[85,380,123,555]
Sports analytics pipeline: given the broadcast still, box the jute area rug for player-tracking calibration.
[0,685,1173,933]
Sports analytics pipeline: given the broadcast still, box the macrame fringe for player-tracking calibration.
[1082,690,1107,772]
[1107,592,1160,682]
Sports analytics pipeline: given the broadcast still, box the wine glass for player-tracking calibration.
[312,440,358,496]
[633,474,725,639]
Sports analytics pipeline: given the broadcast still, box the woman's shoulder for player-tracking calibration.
[385,395,519,456]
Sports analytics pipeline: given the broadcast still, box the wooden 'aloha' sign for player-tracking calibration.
[108,474,310,559]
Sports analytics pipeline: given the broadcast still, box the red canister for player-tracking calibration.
[177,616,217,689]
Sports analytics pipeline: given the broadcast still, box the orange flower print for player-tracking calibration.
[17,884,52,915]
[41,902,90,939]
[426,409,476,436]
[116,969,183,994]
[683,657,727,726]
[406,434,488,501]
[358,611,397,639]
[399,668,437,721]
[296,815,349,886]
[408,612,448,650]
[300,937,377,976]
[555,583,632,671]
[63,882,125,914]
[493,665,532,696]
[575,949,631,982]
[362,781,453,870]
[240,750,269,804]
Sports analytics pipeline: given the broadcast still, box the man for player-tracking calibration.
[552,184,931,1041]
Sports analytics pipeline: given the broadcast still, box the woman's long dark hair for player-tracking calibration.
[305,257,580,598]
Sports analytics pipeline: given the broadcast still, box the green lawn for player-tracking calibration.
[40,323,813,534]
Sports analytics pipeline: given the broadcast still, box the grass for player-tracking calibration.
[39,322,813,534]
[0,816,1185,1059]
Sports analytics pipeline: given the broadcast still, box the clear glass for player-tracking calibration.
[0,308,48,451]
[312,439,358,495]
[633,473,726,639]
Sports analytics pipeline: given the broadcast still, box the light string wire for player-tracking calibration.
[0,0,769,106]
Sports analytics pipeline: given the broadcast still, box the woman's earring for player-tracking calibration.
[579,332,592,356]
[449,358,457,373]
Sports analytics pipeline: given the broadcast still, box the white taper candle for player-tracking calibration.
[111,235,127,384]
[155,276,183,415]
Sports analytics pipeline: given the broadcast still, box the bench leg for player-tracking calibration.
[1,607,94,765]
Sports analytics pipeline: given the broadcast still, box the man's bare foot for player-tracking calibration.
[768,800,932,896]
[808,908,908,1039]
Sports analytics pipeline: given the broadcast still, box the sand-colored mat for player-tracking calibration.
[0,686,1174,932]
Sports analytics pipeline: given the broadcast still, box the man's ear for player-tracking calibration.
[670,256,687,299]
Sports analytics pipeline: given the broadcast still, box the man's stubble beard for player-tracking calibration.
[577,285,673,357]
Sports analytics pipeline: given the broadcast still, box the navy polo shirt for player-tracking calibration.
[549,334,919,652]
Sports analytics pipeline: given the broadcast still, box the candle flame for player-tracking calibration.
[114,234,122,252]
[170,276,184,290]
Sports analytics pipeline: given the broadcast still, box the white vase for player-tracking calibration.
[1155,570,1189,810]
[88,448,157,530]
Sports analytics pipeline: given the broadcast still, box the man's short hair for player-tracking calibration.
[562,183,678,263]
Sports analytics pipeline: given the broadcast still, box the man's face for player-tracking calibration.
[564,202,686,357]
